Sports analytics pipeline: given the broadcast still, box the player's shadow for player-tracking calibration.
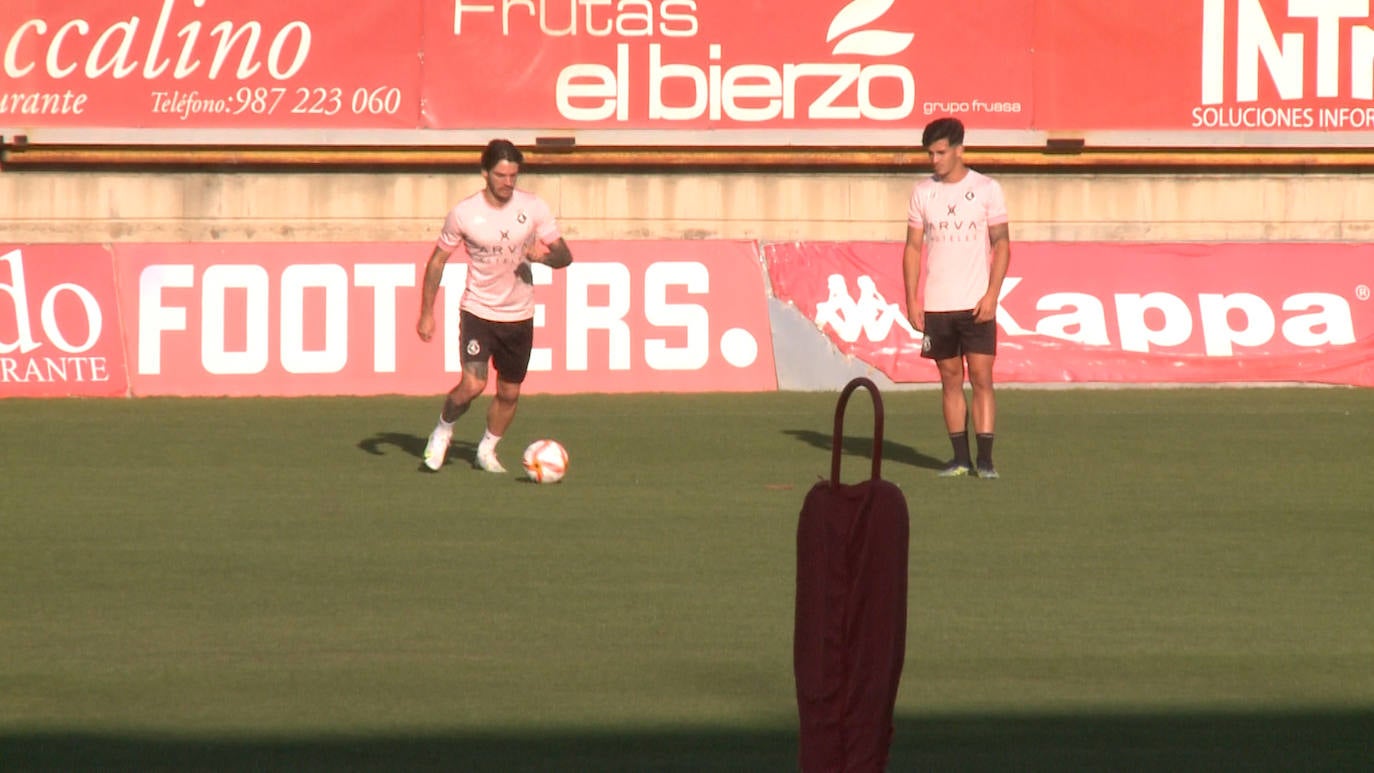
[357,432,477,471]
[784,429,945,471]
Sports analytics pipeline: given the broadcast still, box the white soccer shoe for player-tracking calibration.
[423,424,453,471]
[475,447,507,474]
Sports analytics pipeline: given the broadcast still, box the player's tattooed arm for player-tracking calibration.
[539,238,573,269]
[975,222,1013,323]
[989,223,1010,250]
[417,245,452,342]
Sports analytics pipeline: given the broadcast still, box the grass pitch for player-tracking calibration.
[2,388,1372,771]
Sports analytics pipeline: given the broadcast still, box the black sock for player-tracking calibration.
[976,433,995,467]
[949,432,971,466]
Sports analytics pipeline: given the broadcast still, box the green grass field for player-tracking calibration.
[3,388,1373,771]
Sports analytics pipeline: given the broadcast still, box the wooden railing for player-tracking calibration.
[5,137,1374,171]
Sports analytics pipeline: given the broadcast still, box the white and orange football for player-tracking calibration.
[522,439,569,484]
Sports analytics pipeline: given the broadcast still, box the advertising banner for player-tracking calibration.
[419,0,1034,131]
[113,240,776,397]
[1038,0,1374,133]
[5,1,1371,138]
[1,244,129,397]
[0,0,422,128]
[765,241,1374,386]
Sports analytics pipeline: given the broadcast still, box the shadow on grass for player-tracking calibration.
[7,709,1370,772]
[785,429,946,472]
[357,432,477,471]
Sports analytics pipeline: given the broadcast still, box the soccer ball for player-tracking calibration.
[522,439,569,484]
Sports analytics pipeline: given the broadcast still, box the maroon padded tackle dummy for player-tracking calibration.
[794,377,909,773]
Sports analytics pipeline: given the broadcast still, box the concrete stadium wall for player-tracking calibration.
[3,167,1373,244]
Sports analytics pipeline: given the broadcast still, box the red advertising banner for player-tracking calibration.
[765,241,1374,386]
[113,240,776,397]
[0,0,422,128]
[419,0,1034,131]
[1,244,129,397]
[5,1,1371,138]
[1038,0,1374,133]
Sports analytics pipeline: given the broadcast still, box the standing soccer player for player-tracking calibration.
[416,139,573,473]
[902,117,1011,479]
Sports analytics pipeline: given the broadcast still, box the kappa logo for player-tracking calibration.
[814,274,921,344]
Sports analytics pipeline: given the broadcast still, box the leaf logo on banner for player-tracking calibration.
[826,0,914,57]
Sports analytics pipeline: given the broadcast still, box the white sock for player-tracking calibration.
[478,429,501,454]
[436,415,454,432]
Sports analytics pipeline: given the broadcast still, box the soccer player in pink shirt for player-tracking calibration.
[902,118,1011,479]
[416,139,573,473]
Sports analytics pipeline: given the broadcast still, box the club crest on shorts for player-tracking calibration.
[921,335,932,354]
[467,339,482,356]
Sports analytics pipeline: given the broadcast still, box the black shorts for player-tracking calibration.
[459,310,535,383]
[920,310,997,360]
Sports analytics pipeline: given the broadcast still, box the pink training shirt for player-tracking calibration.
[436,189,562,321]
[907,169,1009,312]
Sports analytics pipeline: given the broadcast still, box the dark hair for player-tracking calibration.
[922,117,965,149]
[481,139,524,171]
